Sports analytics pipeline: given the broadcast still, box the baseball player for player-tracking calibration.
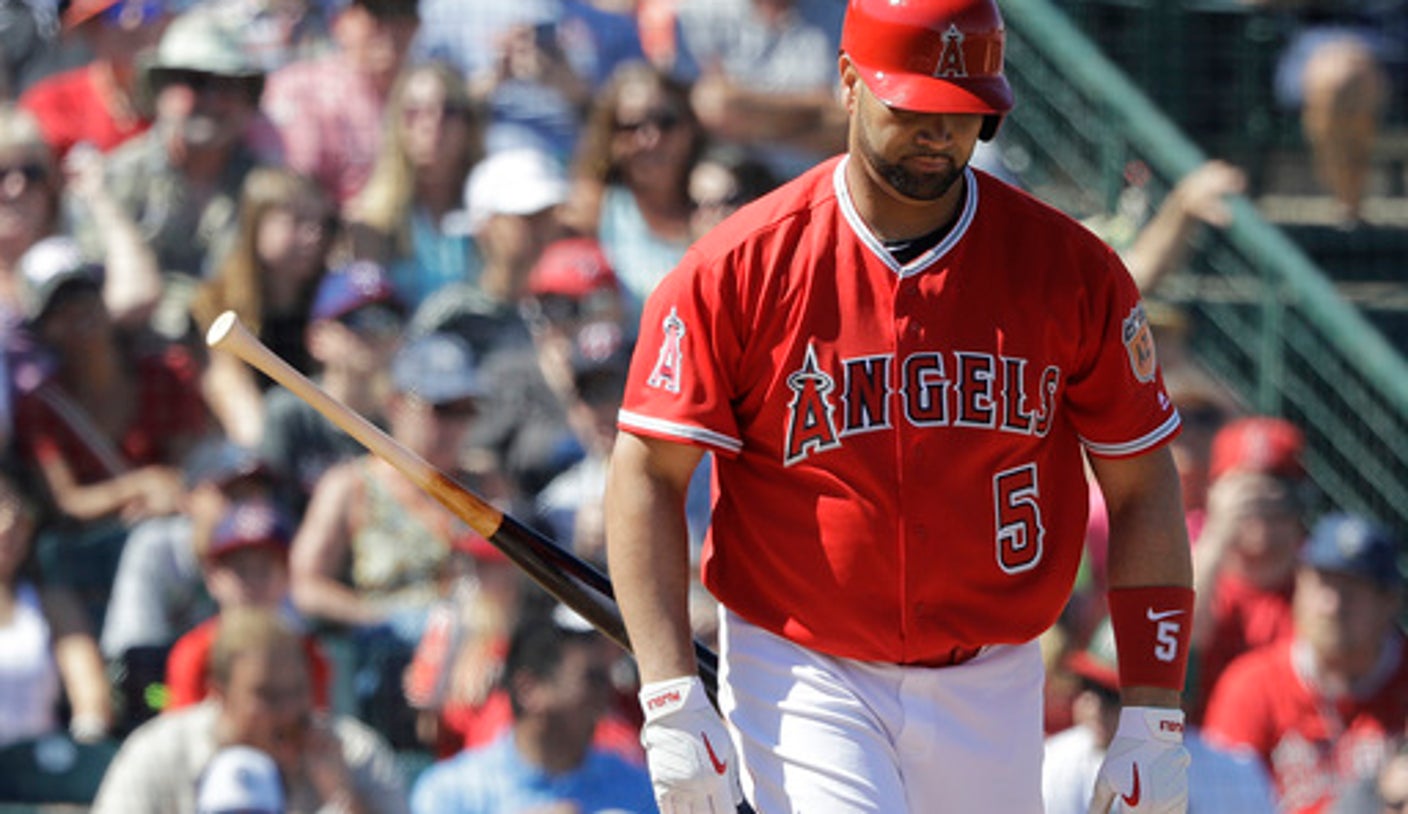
[604,0,1195,812]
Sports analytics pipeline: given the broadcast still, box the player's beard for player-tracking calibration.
[856,128,965,202]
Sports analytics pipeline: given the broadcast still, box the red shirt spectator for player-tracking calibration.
[1204,514,1408,814]
[15,344,206,485]
[1204,635,1408,813]
[165,616,332,711]
[19,64,150,158]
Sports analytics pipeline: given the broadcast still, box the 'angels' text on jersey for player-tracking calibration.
[783,342,1060,466]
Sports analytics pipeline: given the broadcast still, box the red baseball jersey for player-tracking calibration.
[619,157,1180,664]
[1202,636,1408,814]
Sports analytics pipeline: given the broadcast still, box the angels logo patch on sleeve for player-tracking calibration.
[646,306,686,393]
[1122,303,1157,383]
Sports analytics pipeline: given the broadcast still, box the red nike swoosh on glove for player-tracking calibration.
[1121,762,1142,807]
[702,732,727,774]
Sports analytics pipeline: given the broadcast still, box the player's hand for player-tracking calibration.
[1088,706,1190,814]
[639,675,744,814]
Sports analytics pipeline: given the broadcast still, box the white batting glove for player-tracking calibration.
[1088,707,1190,814]
[639,675,743,813]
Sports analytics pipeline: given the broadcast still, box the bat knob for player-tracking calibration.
[206,310,242,349]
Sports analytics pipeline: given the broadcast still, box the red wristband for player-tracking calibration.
[1107,585,1194,691]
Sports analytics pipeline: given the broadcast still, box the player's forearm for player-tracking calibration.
[1092,448,1194,710]
[605,434,700,684]
[1097,448,1193,591]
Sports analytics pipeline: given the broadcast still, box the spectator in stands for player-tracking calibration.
[260,260,405,512]
[262,0,420,208]
[535,319,633,563]
[1121,159,1247,293]
[100,439,274,661]
[1042,616,1278,814]
[93,607,409,814]
[411,3,590,163]
[1243,0,1407,223]
[688,142,780,239]
[0,108,163,332]
[69,6,272,302]
[404,146,572,380]
[0,106,63,324]
[165,499,331,711]
[289,332,491,636]
[0,468,113,749]
[675,0,847,180]
[0,0,57,101]
[345,60,485,311]
[203,0,335,73]
[559,0,654,90]
[466,236,623,502]
[18,0,172,159]
[291,333,514,747]
[403,531,526,756]
[409,606,655,814]
[1203,512,1408,813]
[190,167,336,448]
[12,248,207,629]
[1188,415,1309,720]
[566,62,705,324]
[461,146,572,308]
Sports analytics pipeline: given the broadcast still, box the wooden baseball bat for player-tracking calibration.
[204,311,724,700]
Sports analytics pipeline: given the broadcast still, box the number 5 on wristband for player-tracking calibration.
[1108,585,1195,691]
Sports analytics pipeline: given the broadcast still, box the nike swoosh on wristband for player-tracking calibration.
[1121,763,1142,807]
[702,733,728,775]
[1145,608,1186,622]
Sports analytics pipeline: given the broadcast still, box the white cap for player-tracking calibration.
[19,236,87,289]
[462,148,568,234]
[196,746,285,814]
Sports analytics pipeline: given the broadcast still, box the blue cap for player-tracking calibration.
[208,500,292,561]
[1301,513,1404,590]
[310,261,401,322]
[391,333,484,404]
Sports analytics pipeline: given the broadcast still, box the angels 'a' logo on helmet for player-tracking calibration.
[934,24,969,78]
[647,307,686,393]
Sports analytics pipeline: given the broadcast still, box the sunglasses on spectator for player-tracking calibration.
[0,163,48,187]
[614,109,683,135]
[430,399,478,421]
[156,69,257,96]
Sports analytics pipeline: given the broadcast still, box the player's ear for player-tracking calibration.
[838,55,861,113]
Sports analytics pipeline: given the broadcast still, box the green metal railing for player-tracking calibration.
[999,0,1408,530]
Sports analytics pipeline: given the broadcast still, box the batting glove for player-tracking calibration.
[639,675,744,814]
[1088,707,1190,814]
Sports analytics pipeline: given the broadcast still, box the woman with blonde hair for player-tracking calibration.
[346,60,484,311]
[191,167,336,447]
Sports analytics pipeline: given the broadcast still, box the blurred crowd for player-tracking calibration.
[0,0,1400,813]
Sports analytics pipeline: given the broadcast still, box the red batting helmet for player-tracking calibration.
[842,0,1014,136]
